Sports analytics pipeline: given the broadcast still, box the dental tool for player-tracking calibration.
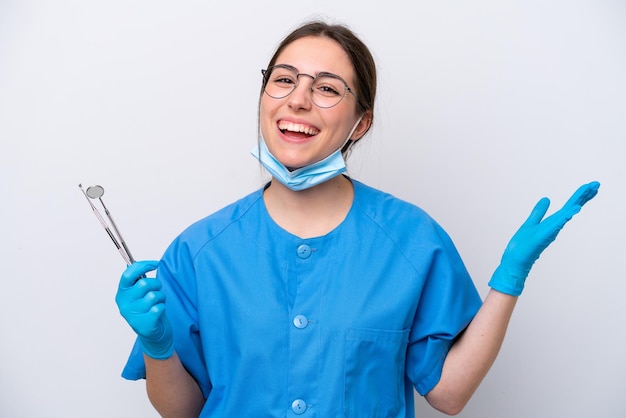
[79,184,134,266]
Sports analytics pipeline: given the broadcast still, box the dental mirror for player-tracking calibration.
[86,185,105,199]
[79,183,136,265]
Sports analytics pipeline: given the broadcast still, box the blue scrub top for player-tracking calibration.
[122,179,482,418]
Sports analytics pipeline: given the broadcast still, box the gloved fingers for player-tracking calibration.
[492,182,600,297]
[119,260,159,289]
[131,303,168,340]
[127,276,163,296]
[118,287,165,314]
[542,181,601,230]
[522,197,551,227]
[116,276,162,304]
[561,181,600,214]
[149,302,167,316]
[135,289,167,313]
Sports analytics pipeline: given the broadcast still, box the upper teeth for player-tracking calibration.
[278,121,319,135]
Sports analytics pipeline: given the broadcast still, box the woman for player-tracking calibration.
[116,21,599,417]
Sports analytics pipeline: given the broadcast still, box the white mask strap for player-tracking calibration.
[341,113,365,156]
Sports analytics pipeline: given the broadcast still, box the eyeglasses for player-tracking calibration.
[261,64,357,109]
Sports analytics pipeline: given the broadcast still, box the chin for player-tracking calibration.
[282,160,307,171]
[275,152,314,170]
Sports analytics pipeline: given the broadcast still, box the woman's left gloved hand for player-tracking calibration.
[488,181,600,296]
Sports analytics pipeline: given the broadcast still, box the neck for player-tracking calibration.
[263,175,354,238]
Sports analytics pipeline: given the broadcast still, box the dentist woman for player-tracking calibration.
[115,20,599,418]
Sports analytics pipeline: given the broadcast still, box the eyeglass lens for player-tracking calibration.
[263,66,350,108]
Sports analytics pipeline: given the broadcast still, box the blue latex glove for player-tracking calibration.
[488,181,600,296]
[115,260,174,359]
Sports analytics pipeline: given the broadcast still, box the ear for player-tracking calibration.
[350,111,373,141]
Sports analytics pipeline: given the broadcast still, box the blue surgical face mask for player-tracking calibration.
[251,115,364,191]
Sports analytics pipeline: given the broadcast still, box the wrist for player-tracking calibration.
[488,263,526,297]
[140,337,174,360]
[139,319,175,360]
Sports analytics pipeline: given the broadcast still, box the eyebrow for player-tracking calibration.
[275,63,347,81]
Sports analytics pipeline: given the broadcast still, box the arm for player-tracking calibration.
[145,353,205,418]
[426,181,600,415]
[116,261,205,417]
[425,289,516,415]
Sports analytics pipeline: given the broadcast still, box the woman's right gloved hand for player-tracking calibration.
[115,260,175,360]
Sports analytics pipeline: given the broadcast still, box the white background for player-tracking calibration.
[1,1,624,417]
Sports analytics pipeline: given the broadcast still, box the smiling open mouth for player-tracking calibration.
[278,121,320,136]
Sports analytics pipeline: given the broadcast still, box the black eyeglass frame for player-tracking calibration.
[261,64,357,109]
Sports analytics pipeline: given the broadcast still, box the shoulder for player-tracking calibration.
[155,187,266,305]
[350,179,460,254]
[350,179,474,283]
[166,187,265,257]
[351,179,438,231]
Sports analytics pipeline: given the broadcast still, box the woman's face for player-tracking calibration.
[260,36,369,170]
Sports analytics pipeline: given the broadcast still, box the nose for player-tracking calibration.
[287,74,314,110]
